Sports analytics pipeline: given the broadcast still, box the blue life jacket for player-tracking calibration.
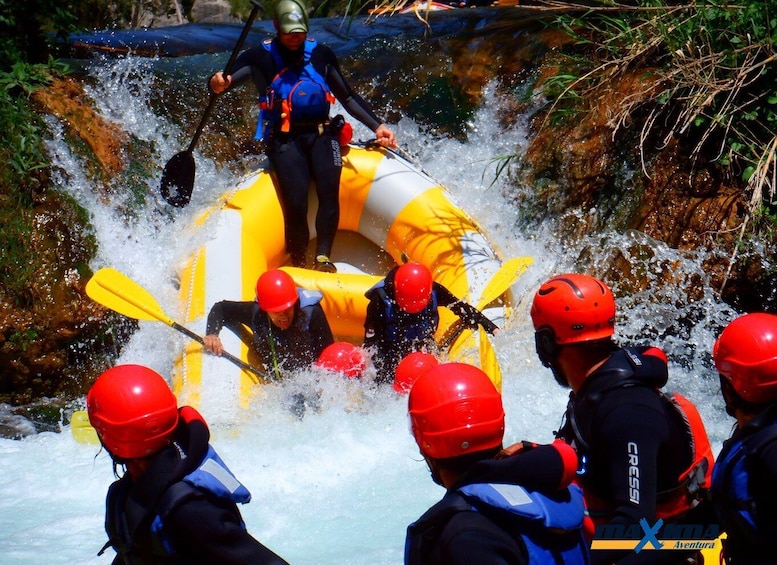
[370,279,439,345]
[150,445,252,555]
[298,287,324,325]
[256,37,334,141]
[405,482,590,564]
[711,415,777,559]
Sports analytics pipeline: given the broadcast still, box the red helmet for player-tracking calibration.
[530,273,616,345]
[256,269,299,313]
[393,351,439,394]
[87,364,179,459]
[394,263,433,314]
[714,313,777,404]
[408,362,504,459]
[316,341,366,379]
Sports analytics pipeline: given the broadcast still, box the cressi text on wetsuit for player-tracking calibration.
[558,346,715,565]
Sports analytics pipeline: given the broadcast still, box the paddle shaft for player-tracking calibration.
[86,267,270,383]
[170,321,266,383]
[186,0,264,152]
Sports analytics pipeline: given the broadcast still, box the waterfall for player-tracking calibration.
[0,26,737,563]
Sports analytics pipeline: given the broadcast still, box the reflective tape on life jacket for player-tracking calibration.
[460,483,589,564]
[405,482,589,565]
[150,445,252,554]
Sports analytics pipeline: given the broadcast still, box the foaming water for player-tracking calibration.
[0,53,737,563]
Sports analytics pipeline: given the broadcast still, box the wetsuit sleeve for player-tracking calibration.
[314,44,384,131]
[363,295,385,348]
[166,497,289,565]
[435,284,499,334]
[206,301,256,336]
[308,304,334,359]
[208,46,273,94]
[469,442,578,492]
[363,294,395,383]
[751,436,777,526]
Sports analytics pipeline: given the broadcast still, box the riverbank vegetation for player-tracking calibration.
[542,0,776,242]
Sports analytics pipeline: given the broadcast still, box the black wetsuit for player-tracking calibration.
[405,442,589,565]
[225,38,385,265]
[206,298,334,379]
[558,346,715,564]
[363,267,499,384]
[102,408,288,565]
[711,404,777,564]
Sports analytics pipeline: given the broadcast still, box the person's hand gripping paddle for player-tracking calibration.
[160,0,264,207]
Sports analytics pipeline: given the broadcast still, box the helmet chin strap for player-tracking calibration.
[425,457,444,487]
[550,364,571,388]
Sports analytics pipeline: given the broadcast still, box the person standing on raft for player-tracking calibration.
[208,0,397,273]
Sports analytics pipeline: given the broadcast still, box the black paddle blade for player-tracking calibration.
[160,150,195,207]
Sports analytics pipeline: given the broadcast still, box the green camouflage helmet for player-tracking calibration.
[275,0,309,33]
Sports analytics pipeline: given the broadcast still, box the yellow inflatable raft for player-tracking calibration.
[172,143,530,416]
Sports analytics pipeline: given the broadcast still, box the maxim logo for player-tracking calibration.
[591,520,721,553]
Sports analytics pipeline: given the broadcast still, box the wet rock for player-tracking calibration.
[191,0,240,24]
[32,78,126,194]
[0,406,37,439]
[518,63,771,311]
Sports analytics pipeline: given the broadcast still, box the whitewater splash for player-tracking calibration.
[0,53,737,564]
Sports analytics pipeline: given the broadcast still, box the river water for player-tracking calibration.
[0,14,739,564]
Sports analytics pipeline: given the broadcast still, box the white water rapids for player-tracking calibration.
[0,51,738,564]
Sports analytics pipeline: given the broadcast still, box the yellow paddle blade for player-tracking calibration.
[86,267,174,326]
[70,410,99,445]
[448,327,476,359]
[475,256,533,310]
[439,256,533,352]
[479,326,501,392]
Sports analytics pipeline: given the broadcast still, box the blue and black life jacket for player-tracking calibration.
[711,414,777,560]
[102,444,251,563]
[260,288,325,379]
[256,38,335,141]
[370,280,439,345]
[405,482,590,564]
[150,445,252,555]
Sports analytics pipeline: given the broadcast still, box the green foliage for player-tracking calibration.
[546,0,777,210]
[0,0,79,67]
[8,329,40,351]
[0,209,36,305]
[0,7,72,305]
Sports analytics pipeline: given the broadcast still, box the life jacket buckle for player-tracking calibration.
[280,100,291,133]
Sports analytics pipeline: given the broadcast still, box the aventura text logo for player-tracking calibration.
[591,519,721,552]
